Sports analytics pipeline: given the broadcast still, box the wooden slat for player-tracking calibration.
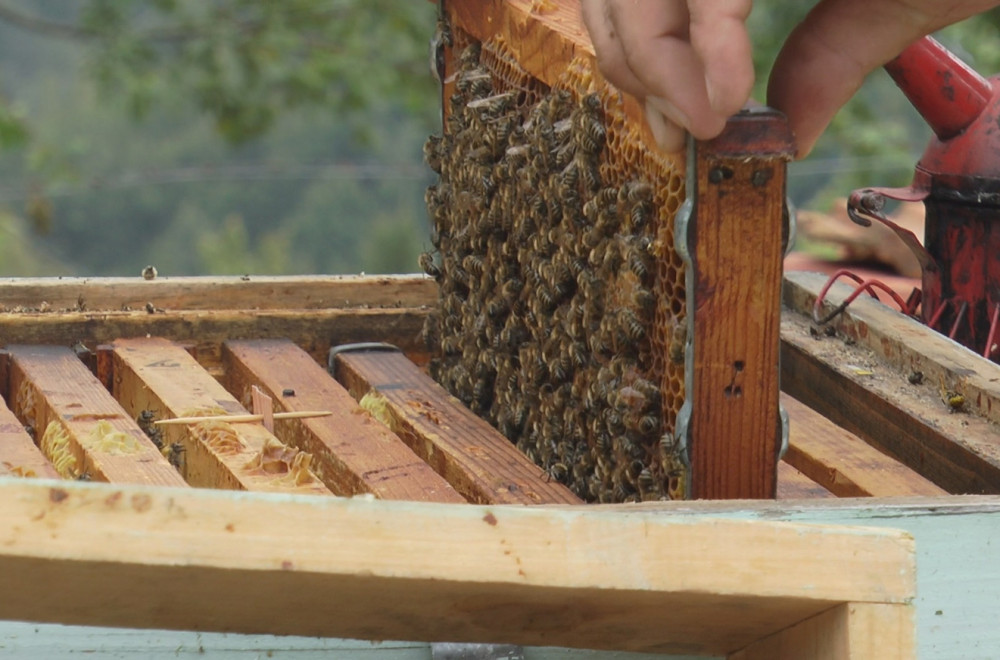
[781,311,1000,494]
[682,111,795,499]
[112,337,332,495]
[222,339,465,503]
[782,394,948,497]
[0,307,427,372]
[728,602,914,660]
[5,345,187,487]
[785,271,1000,427]
[0,478,914,655]
[0,275,436,312]
[0,394,59,479]
[776,462,834,500]
[334,350,581,505]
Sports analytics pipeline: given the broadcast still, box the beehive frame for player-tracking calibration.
[425,0,793,500]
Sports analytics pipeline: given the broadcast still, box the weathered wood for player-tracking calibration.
[112,337,332,495]
[776,461,834,500]
[781,311,1000,494]
[0,478,914,656]
[680,111,794,499]
[728,603,914,660]
[334,350,581,505]
[222,339,465,503]
[0,307,428,371]
[0,394,59,479]
[621,495,1000,659]
[782,394,948,497]
[0,275,436,312]
[5,345,187,487]
[785,270,1000,428]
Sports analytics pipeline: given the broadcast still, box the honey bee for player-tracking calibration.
[669,323,687,365]
[632,287,656,316]
[628,249,653,280]
[137,409,164,450]
[164,442,185,470]
[418,251,442,280]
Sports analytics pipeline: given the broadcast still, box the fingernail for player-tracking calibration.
[645,99,686,153]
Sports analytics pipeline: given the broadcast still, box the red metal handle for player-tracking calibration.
[885,36,992,141]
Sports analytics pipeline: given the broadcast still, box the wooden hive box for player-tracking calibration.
[10,0,1000,656]
[0,273,917,658]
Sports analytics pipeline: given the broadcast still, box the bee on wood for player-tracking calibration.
[137,409,164,451]
[938,376,966,412]
[164,442,185,470]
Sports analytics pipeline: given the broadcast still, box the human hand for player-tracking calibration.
[582,0,1000,157]
[581,0,753,153]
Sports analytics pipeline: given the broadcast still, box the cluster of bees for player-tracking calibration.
[421,41,677,502]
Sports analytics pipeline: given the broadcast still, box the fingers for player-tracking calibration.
[688,0,755,117]
[768,0,1000,156]
[582,0,756,150]
[581,0,648,99]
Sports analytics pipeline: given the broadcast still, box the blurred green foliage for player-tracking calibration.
[0,2,999,276]
[0,0,437,276]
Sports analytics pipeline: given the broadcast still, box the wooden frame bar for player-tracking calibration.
[5,345,187,487]
[782,271,1000,493]
[222,339,465,502]
[680,112,795,499]
[111,337,332,495]
[0,274,436,311]
[334,350,581,505]
[0,478,914,657]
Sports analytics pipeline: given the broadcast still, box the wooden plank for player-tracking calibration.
[112,337,332,495]
[5,345,187,487]
[222,339,465,503]
[0,306,428,371]
[781,311,1000,494]
[0,478,914,655]
[679,111,794,499]
[785,270,1000,428]
[334,350,581,505]
[729,603,914,660]
[782,394,948,497]
[0,393,59,479]
[0,275,436,312]
[776,461,834,500]
[620,495,1000,659]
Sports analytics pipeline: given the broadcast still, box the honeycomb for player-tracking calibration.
[422,28,688,502]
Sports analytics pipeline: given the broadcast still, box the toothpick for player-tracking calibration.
[154,411,332,426]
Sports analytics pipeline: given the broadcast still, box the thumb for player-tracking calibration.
[766,0,975,157]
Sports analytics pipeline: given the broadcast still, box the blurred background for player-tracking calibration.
[0,1,998,278]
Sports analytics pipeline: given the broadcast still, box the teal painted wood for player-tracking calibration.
[15,494,990,659]
[654,496,1000,660]
[0,624,715,660]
